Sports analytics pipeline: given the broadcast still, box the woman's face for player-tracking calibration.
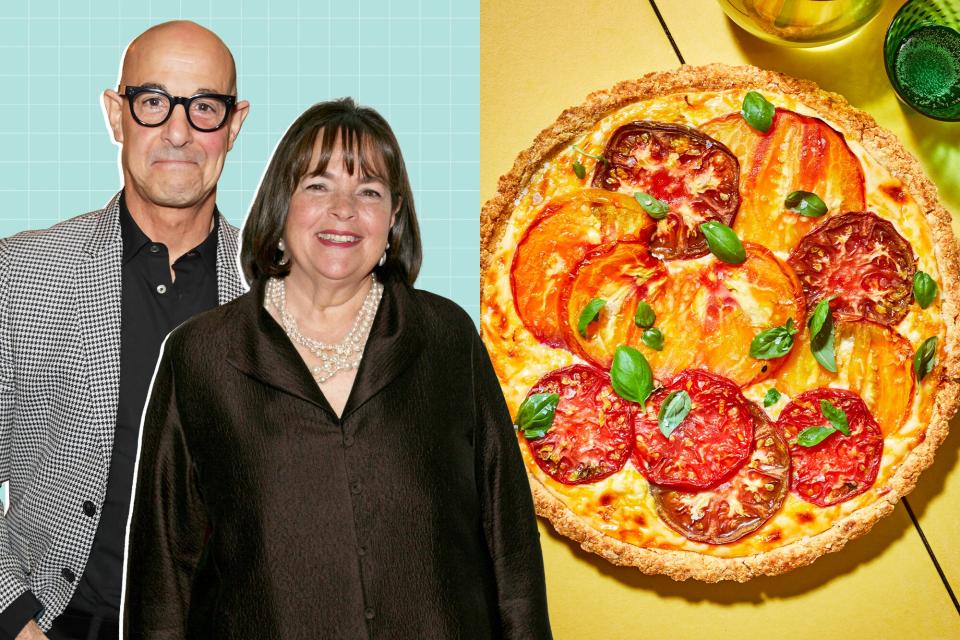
[283,136,396,289]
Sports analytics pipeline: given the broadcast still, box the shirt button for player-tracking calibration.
[149,245,161,253]
[156,284,167,295]
[61,567,75,583]
[350,481,362,495]
[357,545,367,556]
[364,608,375,620]
[343,435,354,447]
[82,501,96,517]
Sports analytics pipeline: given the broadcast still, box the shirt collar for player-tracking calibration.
[119,189,221,271]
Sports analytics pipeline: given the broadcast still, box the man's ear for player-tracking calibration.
[102,89,124,143]
[226,100,250,152]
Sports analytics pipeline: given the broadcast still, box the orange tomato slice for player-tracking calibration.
[511,189,655,347]
[645,243,805,386]
[700,109,865,253]
[561,241,667,368]
[774,319,915,435]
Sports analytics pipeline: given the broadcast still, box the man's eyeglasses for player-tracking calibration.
[121,86,236,132]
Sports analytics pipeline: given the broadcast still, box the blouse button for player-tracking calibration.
[364,608,375,620]
[350,481,362,495]
[343,435,355,447]
[82,501,96,517]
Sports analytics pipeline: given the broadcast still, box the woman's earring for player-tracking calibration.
[378,241,390,268]
[277,238,290,265]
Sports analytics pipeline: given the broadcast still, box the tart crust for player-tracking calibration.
[480,63,960,581]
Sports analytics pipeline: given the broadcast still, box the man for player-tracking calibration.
[0,21,249,640]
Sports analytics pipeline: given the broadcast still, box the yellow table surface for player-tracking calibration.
[481,1,960,637]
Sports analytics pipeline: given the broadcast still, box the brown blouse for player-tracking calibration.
[122,276,552,639]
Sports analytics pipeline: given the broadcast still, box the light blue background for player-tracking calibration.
[0,0,480,320]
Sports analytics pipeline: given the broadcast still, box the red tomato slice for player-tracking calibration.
[632,368,755,490]
[775,319,915,435]
[776,388,884,507]
[511,189,654,347]
[652,403,790,544]
[525,365,634,485]
[591,121,741,260]
[700,109,866,253]
[787,211,917,326]
[561,241,668,368]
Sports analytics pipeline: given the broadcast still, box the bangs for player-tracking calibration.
[294,124,393,188]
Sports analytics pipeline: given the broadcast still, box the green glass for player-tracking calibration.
[717,0,882,47]
[885,0,960,120]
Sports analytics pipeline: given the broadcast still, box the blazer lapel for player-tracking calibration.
[75,193,123,460]
[226,276,425,421]
[215,216,247,304]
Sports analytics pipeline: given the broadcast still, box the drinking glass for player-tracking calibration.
[718,0,883,47]
[884,0,960,120]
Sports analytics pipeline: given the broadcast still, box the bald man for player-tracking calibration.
[0,21,248,640]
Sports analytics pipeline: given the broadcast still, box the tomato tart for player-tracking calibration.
[479,64,960,581]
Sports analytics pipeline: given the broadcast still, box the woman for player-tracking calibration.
[122,98,552,639]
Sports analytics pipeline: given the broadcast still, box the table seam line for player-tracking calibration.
[902,496,960,616]
[648,0,686,65]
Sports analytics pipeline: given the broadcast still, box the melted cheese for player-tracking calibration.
[481,89,946,556]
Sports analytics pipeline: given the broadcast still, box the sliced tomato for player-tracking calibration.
[511,189,655,347]
[561,241,668,368]
[652,403,790,544]
[525,365,634,485]
[632,368,754,490]
[631,243,805,386]
[700,109,865,253]
[591,121,740,260]
[776,388,884,507]
[697,243,806,386]
[787,211,916,326]
[776,319,915,435]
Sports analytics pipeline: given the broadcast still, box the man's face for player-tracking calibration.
[104,27,248,211]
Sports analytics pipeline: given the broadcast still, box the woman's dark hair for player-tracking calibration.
[240,97,422,285]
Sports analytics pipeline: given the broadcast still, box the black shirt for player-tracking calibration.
[68,193,220,615]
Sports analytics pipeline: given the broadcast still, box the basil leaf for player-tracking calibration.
[808,297,834,339]
[577,298,605,337]
[634,301,656,328]
[784,190,828,217]
[741,91,775,133]
[750,319,797,359]
[763,388,782,407]
[633,192,669,219]
[914,271,938,309]
[795,425,837,447]
[572,159,586,180]
[808,298,837,373]
[515,392,559,440]
[641,327,664,351]
[658,390,692,438]
[610,345,654,405]
[820,400,849,436]
[700,220,746,265]
[810,314,837,373]
[914,336,938,381]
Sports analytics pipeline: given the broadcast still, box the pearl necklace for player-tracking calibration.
[265,275,383,383]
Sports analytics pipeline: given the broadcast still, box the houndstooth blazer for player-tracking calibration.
[0,192,245,629]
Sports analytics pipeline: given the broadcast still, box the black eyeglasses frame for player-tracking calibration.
[121,85,237,132]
